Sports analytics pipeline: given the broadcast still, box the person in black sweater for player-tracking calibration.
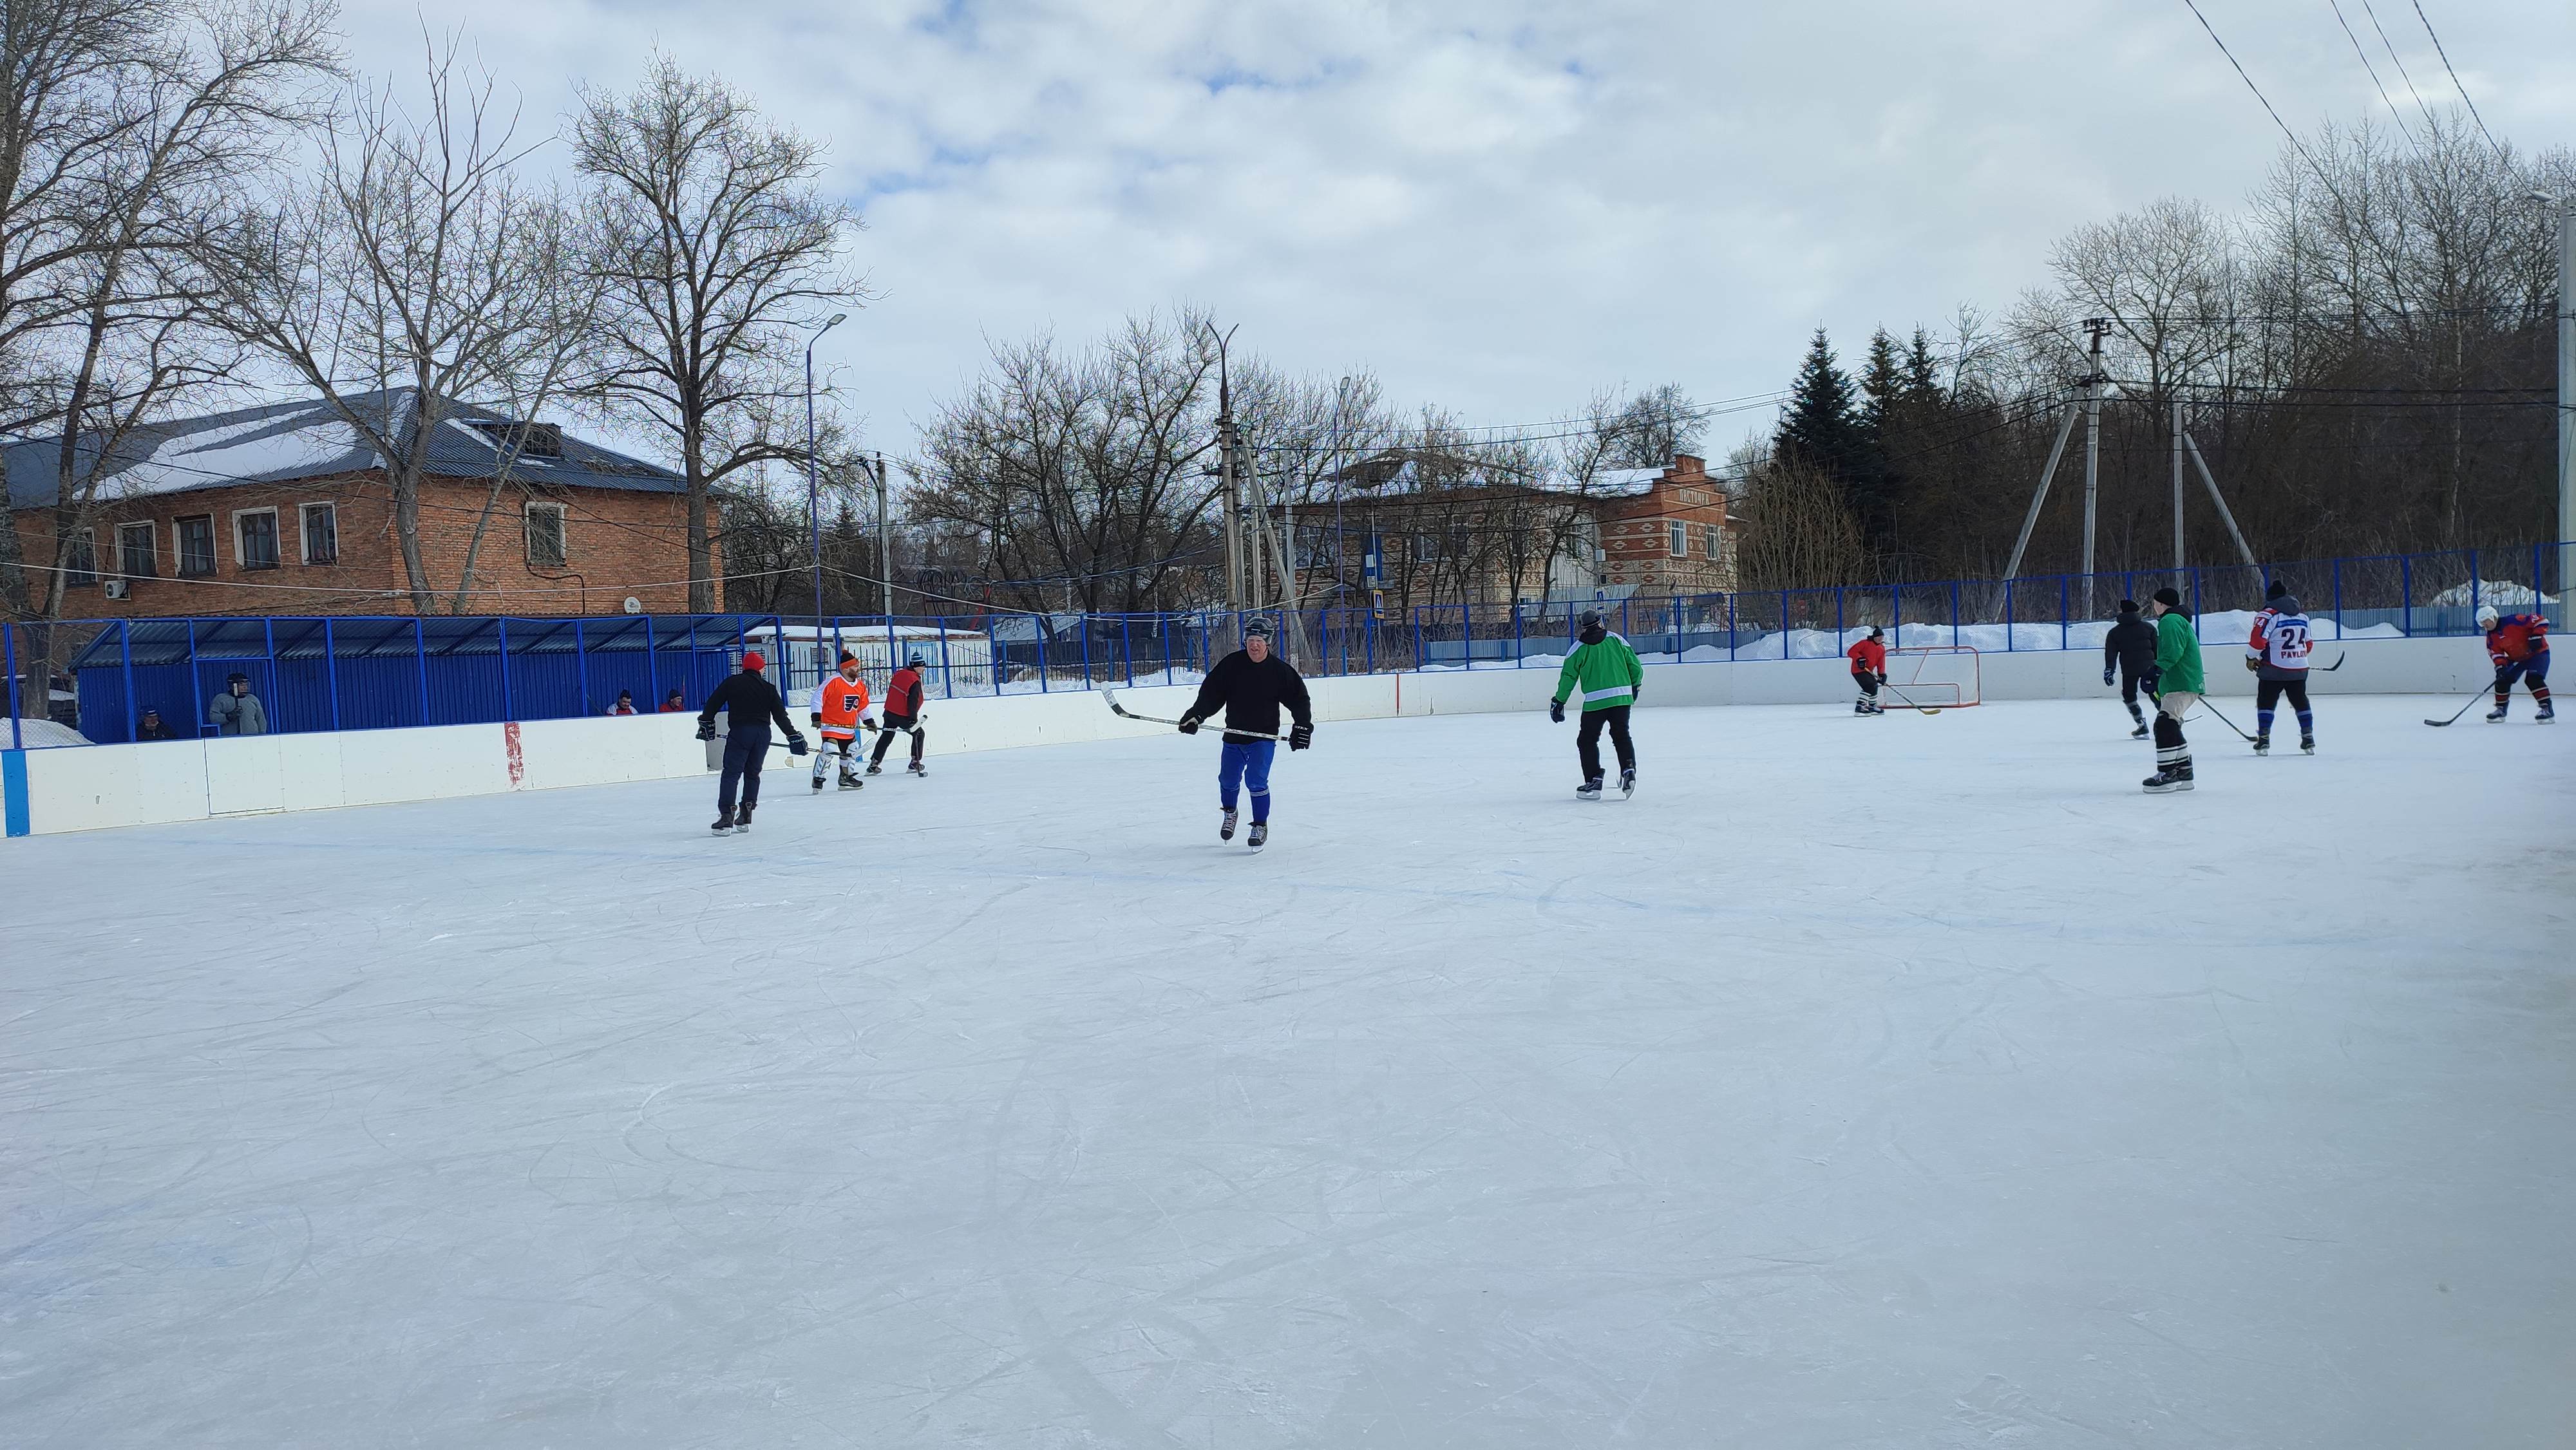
[869,652,930,775]
[2102,599,2161,739]
[695,649,804,832]
[1179,618,1313,849]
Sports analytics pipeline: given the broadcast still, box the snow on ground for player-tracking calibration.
[3,697,2570,1448]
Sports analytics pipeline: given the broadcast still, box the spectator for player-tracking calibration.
[605,689,638,717]
[659,689,686,713]
[208,672,268,736]
[135,708,178,741]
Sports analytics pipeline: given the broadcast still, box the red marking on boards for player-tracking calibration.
[504,721,525,786]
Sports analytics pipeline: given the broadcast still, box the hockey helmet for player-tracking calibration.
[2476,604,2499,629]
[906,652,925,668]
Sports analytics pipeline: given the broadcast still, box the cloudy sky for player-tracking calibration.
[337,0,2574,466]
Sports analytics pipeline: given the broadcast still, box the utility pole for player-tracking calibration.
[2171,398,2186,585]
[1206,322,1244,637]
[2079,317,2109,611]
[2551,195,2574,585]
[874,451,891,616]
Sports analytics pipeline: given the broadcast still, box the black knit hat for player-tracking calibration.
[1242,616,1272,639]
[2117,598,2139,612]
[2265,579,2287,601]
[2152,587,2183,608]
[1579,610,1602,628]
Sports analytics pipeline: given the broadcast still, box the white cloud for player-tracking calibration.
[335,0,2576,464]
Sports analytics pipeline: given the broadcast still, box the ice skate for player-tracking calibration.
[1576,778,1604,802]
[2539,703,2556,723]
[733,802,754,833]
[1620,767,1636,799]
[2252,735,2269,755]
[2300,734,2316,754]
[709,811,734,834]
[837,769,864,790]
[1246,820,1267,850]
[866,762,883,775]
[908,760,927,777]
[2130,722,2150,739]
[1219,807,1236,842]
[2486,704,2509,722]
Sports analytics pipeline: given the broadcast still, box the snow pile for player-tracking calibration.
[3,715,92,747]
[2425,579,2559,608]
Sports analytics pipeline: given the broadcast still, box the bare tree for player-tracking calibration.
[0,0,337,619]
[1734,453,1870,592]
[214,34,591,614]
[571,55,865,612]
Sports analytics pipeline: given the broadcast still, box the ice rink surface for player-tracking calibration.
[5,695,2571,1448]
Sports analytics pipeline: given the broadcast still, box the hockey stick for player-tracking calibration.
[1877,682,1942,715]
[2423,683,2497,727]
[1101,687,1293,742]
[2191,697,2259,742]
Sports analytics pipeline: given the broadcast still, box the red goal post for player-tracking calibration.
[1882,645,1982,709]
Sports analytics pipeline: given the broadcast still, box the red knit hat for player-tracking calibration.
[741,650,766,671]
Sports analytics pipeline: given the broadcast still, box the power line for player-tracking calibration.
[2329,0,2425,155]
[2408,0,2503,155]
[2178,0,2335,181]
[2358,0,2443,136]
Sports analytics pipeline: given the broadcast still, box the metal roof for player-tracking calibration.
[8,389,683,511]
[66,613,770,669]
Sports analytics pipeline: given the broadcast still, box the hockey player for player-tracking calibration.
[2103,598,2160,738]
[1177,618,1313,849]
[2246,587,2317,754]
[2477,603,2553,722]
[1549,610,1644,799]
[1846,625,1887,715]
[869,652,930,775]
[808,651,876,792]
[2142,587,2204,794]
[696,650,804,832]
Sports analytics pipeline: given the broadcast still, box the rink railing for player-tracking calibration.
[5,540,2566,748]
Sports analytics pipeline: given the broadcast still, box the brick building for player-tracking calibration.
[7,390,711,619]
[1285,449,1741,611]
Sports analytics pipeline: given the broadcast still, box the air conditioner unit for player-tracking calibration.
[102,578,128,600]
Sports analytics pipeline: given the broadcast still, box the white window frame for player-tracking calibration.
[299,501,338,565]
[1667,521,1687,558]
[525,500,568,567]
[233,507,281,570]
[117,520,158,578]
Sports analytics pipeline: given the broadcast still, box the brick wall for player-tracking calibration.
[1598,455,1739,594]
[12,471,714,619]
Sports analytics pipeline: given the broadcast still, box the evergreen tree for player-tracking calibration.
[1773,328,1861,482]
[1902,326,1944,404]
[1851,328,1906,560]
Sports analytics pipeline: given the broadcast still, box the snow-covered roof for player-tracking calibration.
[1307,451,1687,504]
[6,389,683,511]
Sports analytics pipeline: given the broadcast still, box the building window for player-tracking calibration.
[1701,525,1720,561]
[1667,521,1687,558]
[118,522,157,578]
[176,515,216,576]
[66,529,97,587]
[301,502,337,564]
[235,508,280,570]
[525,501,567,567]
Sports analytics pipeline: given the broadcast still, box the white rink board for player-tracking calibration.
[3,695,2569,1447]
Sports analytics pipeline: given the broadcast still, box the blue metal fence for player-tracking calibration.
[5,540,2566,748]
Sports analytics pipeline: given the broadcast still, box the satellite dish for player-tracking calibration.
[622,596,643,615]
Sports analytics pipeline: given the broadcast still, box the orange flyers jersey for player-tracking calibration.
[813,673,871,737]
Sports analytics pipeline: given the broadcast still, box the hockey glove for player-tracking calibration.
[2102,668,2114,687]
[2244,656,2260,672]
[862,715,878,731]
[1548,698,1565,724]
[810,712,823,726]
[1177,714,1201,735]
[1289,722,1313,751]
[694,719,717,741]
[786,732,810,756]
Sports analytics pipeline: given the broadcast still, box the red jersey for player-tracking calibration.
[811,672,872,739]
[2486,614,2549,665]
[1847,637,1886,674]
[884,666,925,720]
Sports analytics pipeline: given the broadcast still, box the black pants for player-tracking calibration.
[2255,677,2311,713]
[719,724,770,814]
[1577,705,1635,781]
[869,715,926,767]
[1852,668,1880,699]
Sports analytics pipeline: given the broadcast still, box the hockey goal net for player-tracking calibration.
[1882,645,1982,708]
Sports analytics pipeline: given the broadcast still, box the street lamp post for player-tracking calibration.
[804,312,847,662]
